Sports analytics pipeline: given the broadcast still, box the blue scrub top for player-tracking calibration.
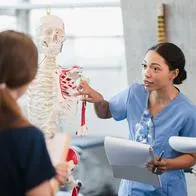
[109,83,196,196]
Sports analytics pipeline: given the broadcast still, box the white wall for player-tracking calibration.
[121,0,196,103]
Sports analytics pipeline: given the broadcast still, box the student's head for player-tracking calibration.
[0,30,38,128]
[142,42,186,91]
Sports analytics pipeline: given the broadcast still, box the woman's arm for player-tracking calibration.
[76,80,112,119]
[147,153,196,175]
[26,162,69,196]
[193,153,196,159]
[94,101,112,119]
[165,153,196,170]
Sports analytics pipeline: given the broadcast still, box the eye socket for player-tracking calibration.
[42,41,48,47]
[141,63,161,73]
[142,63,147,69]
[153,67,158,71]
[151,65,161,72]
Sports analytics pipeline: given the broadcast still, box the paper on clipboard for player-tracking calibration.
[104,136,161,187]
[169,136,196,153]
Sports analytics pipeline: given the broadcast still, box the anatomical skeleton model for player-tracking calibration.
[26,13,86,195]
[27,14,88,138]
[27,14,65,138]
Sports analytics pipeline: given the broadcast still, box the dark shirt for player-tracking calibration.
[0,126,56,196]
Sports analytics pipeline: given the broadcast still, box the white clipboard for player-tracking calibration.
[104,136,161,187]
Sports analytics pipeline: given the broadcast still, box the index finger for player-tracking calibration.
[80,80,89,87]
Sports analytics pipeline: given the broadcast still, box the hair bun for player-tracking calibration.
[174,69,187,84]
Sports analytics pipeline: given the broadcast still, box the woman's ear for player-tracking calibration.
[170,68,179,81]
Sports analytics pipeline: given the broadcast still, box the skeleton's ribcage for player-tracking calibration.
[55,66,80,133]
[26,62,79,137]
[56,97,79,132]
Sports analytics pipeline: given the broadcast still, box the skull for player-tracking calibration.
[35,14,65,57]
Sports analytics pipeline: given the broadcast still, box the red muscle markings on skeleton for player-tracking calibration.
[55,65,88,136]
[65,147,82,196]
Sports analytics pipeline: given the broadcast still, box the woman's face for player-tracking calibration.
[142,50,176,91]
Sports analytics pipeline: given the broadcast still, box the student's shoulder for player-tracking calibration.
[0,126,45,155]
[7,126,45,143]
[20,126,44,140]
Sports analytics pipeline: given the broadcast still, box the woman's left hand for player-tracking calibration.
[146,157,167,175]
[55,163,70,185]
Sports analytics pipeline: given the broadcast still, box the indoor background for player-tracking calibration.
[0,0,195,195]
